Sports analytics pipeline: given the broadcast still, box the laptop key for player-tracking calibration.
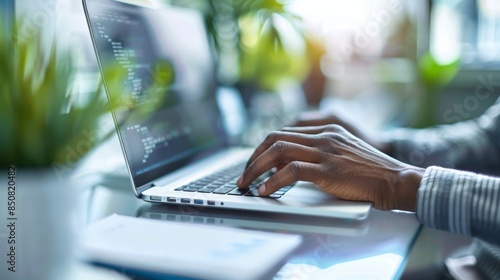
[212,187,234,194]
[228,188,249,196]
[198,187,218,193]
[209,181,225,188]
[274,190,286,195]
[244,189,260,197]
[183,186,201,192]
[195,180,210,186]
[205,176,218,181]
[213,178,227,183]
[223,183,238,188]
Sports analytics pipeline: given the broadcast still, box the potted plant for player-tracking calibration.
[0,19,128,279]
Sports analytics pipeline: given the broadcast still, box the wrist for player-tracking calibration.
[395,166,425,212]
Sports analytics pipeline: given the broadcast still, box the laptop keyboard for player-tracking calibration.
[174,163,293,199]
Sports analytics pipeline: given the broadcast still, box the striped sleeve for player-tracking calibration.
[416,166,500,246]
[473,240,500,279]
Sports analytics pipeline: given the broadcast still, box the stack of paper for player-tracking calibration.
[80,214,302,280]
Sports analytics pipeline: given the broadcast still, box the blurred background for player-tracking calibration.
[4,0,500,134]
[2,2,495,277]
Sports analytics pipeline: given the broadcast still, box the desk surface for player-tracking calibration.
[70,132,421,280]
[77,181,421,280]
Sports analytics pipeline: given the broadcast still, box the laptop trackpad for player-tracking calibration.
[280,182,345,205]
[275,182,372,219]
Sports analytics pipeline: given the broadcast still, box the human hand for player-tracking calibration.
[291,111,392,155]
[237,125,424,211]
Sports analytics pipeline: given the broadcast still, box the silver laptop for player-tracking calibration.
[135,204,370,236]
[83,0,371,219]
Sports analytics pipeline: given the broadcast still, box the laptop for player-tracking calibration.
[82,0,372,219]
[135,204,370,236]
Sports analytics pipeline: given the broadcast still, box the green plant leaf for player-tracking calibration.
[419,52,460,89]
[0,17,131,168]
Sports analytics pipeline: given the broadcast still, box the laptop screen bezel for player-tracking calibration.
[82,0,230,195]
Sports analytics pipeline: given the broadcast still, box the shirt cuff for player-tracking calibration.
[416,166,479,236]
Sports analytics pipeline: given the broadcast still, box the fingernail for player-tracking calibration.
[258,184,267,195]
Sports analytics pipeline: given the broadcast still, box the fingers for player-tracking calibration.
[257,162,321,196]
[282,124,344,135]
[281,125,327,134]
[245,131,317,169]
[238,141,320,189]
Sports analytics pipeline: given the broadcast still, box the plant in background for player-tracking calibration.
[204,0,309,93]
[237,7,308,92]
[413,51,460,128]
[1,27,97,167]
[0,20,155,169]
[0,15,174,280]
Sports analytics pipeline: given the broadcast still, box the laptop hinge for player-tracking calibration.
[136,183,156,197]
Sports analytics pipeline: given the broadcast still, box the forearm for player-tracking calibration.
[383,99,500,175]
[383,123,499,175]
[416,166,500,246]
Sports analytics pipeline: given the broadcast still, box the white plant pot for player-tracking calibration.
[0,168,77,280]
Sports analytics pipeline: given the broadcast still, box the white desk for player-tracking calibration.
[76,181,421,280]
[70,128,421,280]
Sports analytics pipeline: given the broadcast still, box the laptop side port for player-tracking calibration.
[193,199,204,205]
[207,200,216,206]
[167,197,177,203]
[150,196,162,202]
[181,198,191,203]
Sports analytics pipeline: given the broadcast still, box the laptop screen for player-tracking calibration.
[84,0,227,189]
